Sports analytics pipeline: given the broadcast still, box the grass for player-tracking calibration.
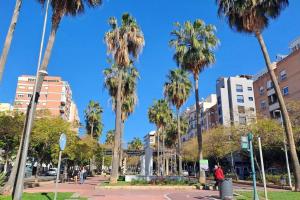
[236,191,300,200]
[0,192,87,200]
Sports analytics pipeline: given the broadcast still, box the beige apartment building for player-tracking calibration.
[13,75,79,124]
[253,38,300,118]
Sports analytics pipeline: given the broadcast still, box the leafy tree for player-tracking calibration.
[128,137,143,150]
[170,19,219,183]
[148,99,172,175]
[0,112,24,174]
[104,13,145,183]
[84,100,103,139]
[216,0,300,191]
[0,0,22,83]
[164,68,191,175]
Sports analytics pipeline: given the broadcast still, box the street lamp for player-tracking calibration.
[273,110,292,188]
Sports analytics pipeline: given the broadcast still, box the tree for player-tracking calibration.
[105,130,115,146]
[128,137,143,150]
[164,68,192,175]
[104,64,139,168]
[0,0,22,83]
[148,99,172,176]
[104,13,145,183]
[170,19,219,183]
[84,100,103,139]
[216,0,300,191]
[0,112,24,174]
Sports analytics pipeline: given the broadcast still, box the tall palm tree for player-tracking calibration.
[105,130,115,146]
[164,68,192,175]
[148,99,172,176]
[84,100,103,139]
[104,13,144,183]
[128,137,143,150]
[0,0,22,83]
[216,0,300,191]
[170,20,218,183]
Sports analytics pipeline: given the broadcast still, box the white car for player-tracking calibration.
[47,168,57,176]
[182,170,189,176]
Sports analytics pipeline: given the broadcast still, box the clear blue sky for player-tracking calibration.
[1,0,299,144]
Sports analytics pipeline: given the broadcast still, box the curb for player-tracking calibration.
[95,185,196,190]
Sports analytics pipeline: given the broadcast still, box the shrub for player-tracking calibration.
[0,172,6,187]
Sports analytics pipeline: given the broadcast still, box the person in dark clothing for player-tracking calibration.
[214,165,225,190]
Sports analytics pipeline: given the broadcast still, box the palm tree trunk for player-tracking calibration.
[162,127,165,176]
[119,121,124,174]
[91,123,94,139]
[110,70,123,184]
[255,32,300,191]
[157,128,160,176]
[0,0,22,83]
[194,75,205,183]
[177,109,182,176]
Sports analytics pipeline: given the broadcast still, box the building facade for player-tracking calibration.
[253,39,300,118]
[181,94,219,142]
[216,75,256,126]
[13,75,78,123]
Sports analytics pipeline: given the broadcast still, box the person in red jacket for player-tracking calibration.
[214,165,225,190]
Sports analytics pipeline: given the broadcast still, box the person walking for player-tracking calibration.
[79,167,84,184]
[72,168,78,184]
[214,165,224,190]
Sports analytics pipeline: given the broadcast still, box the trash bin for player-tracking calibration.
[219,178,233,200]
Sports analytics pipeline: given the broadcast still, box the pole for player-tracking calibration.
[248,133,259,200]
[54,151,62,200]
[12,1,50,199]
[278,110,292,188]
[258,137,268,200]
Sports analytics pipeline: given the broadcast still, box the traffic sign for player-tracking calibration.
[59,133,67,151]
[241,136,249,150]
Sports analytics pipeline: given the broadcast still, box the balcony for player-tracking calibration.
[269,102,280,112]
[59,106,65,113]
[267,88,275,96]
[61,95,66,105]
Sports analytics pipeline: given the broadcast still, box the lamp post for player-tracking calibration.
[12,1,50,199]
[274,110,292,188]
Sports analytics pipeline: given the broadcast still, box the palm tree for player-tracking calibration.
[148,99,172,176]
[84,100,103,139]
[104,13,144,183]
[216,0,300,191]
[170,20,218,183]
[128,137,143,150]
[105,130,115,146]
[0,0,22,83]
[164,68,192,175]
[104,64,139,173]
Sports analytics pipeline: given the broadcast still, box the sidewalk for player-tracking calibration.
[24,175,219,200]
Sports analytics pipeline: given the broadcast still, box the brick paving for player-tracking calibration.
[24,176,220,200]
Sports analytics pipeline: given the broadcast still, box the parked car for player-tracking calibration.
[46,168,57,176]
[182,170,189,176]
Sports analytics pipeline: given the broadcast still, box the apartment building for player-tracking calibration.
[13,75,78,123]
[253,38,300,118]
[216,75,256,126]
[181,94,218,142]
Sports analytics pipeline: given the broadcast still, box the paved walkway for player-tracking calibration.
[24,176,219,200]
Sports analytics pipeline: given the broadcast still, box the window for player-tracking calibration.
[238,106,245,113]
[259,86,265,95]
[267,80,273,90]
[247,87,253,91]
[237,95,244,103]
[280,70,287,81]
[239,116,247,125]
[28,78,35,82]
[17,94,24,98]
[249,107,255,112]
[236,84,243,92]
[283,86,289,96]
[28,94,32,98]
[260,101,267,110]
[248,97,254,101]
[268,94,278,105]
[18,85,25,89]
